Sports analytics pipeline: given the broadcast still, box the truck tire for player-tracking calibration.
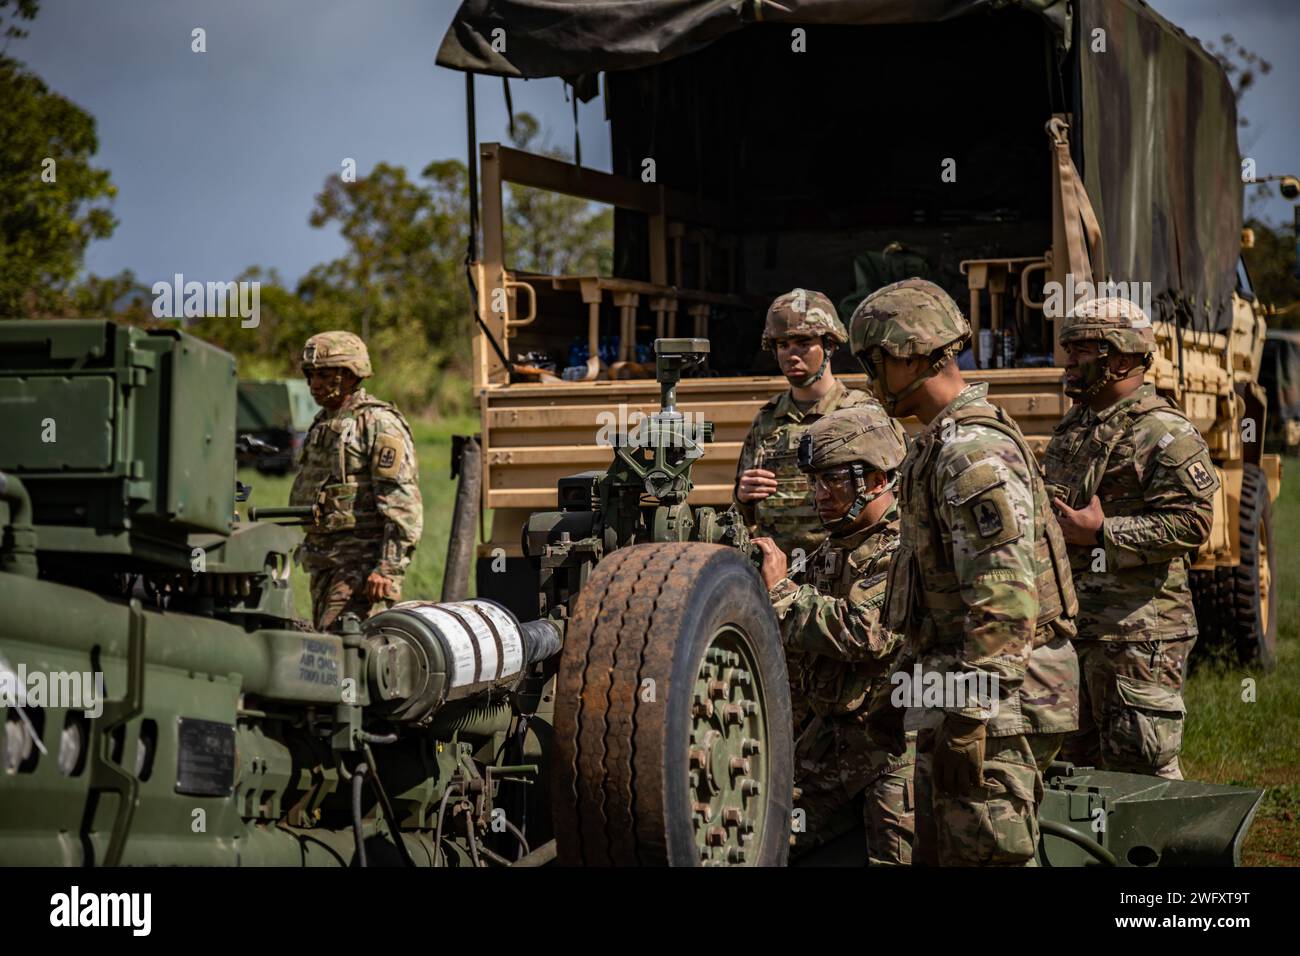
[1229,464,1277,669]
[552,543,793,866]
[1190,465,1277,670]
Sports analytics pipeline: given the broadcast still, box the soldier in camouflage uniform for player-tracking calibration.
[289,332,423,633]
[735,289,876,728]
[755,405,915,865]
[1045,296,1217,780]
[850,279,1078,867]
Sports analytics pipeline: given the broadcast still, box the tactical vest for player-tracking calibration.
[1043,390,1183,514]
[749,390,870,558]
[887,402,1078,653]
[1042,389,1208,643]
[290,394,412,538]
[802,522,899,717]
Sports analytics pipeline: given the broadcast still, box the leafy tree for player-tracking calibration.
[0,2,117,316]
[64,268,152,321]
[503,112,613,276]
[1244,217,1300,324]
[0,0,38,46]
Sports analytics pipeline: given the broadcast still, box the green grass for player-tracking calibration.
[1181,457,1300,866]
[237,414,482,620]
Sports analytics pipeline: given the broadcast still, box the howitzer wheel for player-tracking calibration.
[552,543,793,866]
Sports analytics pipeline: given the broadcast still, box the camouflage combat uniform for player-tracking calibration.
[734,289,874,728]
[289,333,423,632]
[1045,297,1217,780]
[851,280,1078,867]
[767,406,915,865]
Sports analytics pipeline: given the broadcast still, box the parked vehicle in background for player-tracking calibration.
[1260,330,1300,456]
[439,0,1292,668]
[236,379,315,474]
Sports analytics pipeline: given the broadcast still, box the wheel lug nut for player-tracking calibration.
[742,738,761,755]
[694,802,714,822]
[708,679,729,700]
[706,826,727,847]
[689,771,700,788]
[734,669,751,685]
[727,846,747,863]
[688,747,706,769]
[730,756,751,776]
[707,648,727,664]
[741,778,761,797]
[723,808,744,827]
[741,700,757,716]
[692,699,714,719]
[724,704,743,724]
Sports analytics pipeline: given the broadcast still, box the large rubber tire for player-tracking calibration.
[1230,464,1277,669]
[1191,464,1277,670]
[552,543,793,866]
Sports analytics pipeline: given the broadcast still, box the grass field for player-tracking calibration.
[250,423,1297,865]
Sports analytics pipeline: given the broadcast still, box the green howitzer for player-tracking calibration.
[0,320,562,867]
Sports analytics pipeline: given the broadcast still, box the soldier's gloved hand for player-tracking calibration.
[365,572,396,601]
[933,714,987,796]
[865,680,907,757]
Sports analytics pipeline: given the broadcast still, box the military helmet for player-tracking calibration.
[301,331,373,378]
[761,289,849,351]
[798,405,907,475]
[1060,296,1156,356]
[848,278,970,363]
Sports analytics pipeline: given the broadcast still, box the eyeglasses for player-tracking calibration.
[809,467,854,491]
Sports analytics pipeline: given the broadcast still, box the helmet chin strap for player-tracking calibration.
[310,368,358,406]
[869,341,962,415]
[823,466,896,532]
[1065,346,1145,402]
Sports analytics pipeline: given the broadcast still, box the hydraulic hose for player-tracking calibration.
[1039,819,1119,866]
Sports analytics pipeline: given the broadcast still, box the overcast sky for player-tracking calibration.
[12,0,1299,288]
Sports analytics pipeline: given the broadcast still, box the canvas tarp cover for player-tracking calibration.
[436,1,1072,78]
[1078,0,1241,332]
[439,0,1243,331]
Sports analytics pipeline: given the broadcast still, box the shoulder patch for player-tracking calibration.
[372,431,405,478]
[946,460,1021,552]
[1150,427,1217,497]
[1185,458,1216,492]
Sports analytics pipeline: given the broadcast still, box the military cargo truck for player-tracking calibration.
[437,0,1283,670]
